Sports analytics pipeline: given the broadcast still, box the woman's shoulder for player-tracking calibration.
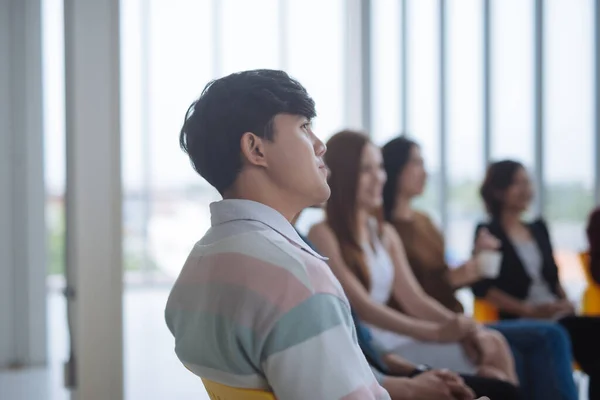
[381,221,397,238]
[381,221,405,251]
[307,221,338,246]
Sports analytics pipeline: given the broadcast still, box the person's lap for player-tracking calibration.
[558,315,600,372]
[460,374,523,400]
[391,341,478,375]
[487,319,577,400]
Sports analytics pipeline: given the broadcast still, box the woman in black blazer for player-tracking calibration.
[473,160,600,399]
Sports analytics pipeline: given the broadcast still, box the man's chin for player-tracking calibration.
[314,185,331,205]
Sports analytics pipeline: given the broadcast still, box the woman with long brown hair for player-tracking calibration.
[308,130,517,384]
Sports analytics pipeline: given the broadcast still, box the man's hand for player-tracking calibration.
[434,370,477,400]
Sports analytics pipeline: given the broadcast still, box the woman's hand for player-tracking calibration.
[396,370,476,400]
[435,317,471,342]
[454,258,482,287]
[526,301,575,319]
[473,228,501,254]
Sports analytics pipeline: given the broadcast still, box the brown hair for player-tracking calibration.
[480,160,525,218]
[325,130,382,289]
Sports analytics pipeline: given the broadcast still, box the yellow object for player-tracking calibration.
[473,298,500,323]
[201,378,276,400]
[579,252,600,316]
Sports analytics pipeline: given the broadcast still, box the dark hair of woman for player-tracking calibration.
[480,160,525,218]
[381,135,419,221]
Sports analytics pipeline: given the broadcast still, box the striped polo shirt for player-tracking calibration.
[165,199,389,400]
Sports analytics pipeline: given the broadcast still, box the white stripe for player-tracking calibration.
[263,324,387,400]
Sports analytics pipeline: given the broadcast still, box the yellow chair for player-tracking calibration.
[579,252,600,316]
[201,378,276,400]
[473,298,500,323]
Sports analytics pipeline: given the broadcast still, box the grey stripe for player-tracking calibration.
[262,293,354,360]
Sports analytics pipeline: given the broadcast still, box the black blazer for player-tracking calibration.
[471,218,561,320]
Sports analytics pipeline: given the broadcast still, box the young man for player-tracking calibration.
[165,70,389,399]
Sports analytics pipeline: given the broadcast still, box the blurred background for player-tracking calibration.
[1,0,599,399]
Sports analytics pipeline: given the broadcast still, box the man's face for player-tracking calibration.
[263,114,331,207]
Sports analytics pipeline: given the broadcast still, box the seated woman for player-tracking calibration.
[587,207,600,285]
[308,130,519,386]
[380,136,578,400]
[473,159,600,399]
[295,214,518,400]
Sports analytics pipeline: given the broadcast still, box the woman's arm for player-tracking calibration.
[484,288,532,317]
[308,223,448,342]
[383,224,458,323]
[449,227,502,289]
[486,287,570,320]
[447,260,480,289]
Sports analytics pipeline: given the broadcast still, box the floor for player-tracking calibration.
[0,288,210,400]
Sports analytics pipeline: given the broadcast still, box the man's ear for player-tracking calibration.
[240,132,269,167]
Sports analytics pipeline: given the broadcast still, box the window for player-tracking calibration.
[370,0,402,145]
[121,0,348,275]
[220,0,280,74]
[406,0,441,223]
[544,0,594,298]
[42,0,66,276]
[446,0,484,261]
[286,0,346,234]
[121,0,218,279]
[490,0,534,166]
[286,0,345,143]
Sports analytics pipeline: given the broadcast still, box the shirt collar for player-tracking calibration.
[210,199,328,261]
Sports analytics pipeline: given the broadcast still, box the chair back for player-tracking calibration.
[579,252,600,316]
[201,378,276,400]
[473,298,500,323]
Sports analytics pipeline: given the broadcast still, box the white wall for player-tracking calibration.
[63,0,123,398]
[0,0,47,369]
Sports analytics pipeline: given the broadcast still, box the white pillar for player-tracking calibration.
[345,0,371,132]
[63,0,123,399]
[0,0,47,369]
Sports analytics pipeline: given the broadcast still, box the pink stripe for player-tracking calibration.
[178,252,312,313]
[298,251,347,300]
[340,383,387,400]
[371,381,390,398]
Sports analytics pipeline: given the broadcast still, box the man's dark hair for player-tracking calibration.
[180,69,316,195]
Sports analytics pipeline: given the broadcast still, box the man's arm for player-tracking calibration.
[262,293,390,400]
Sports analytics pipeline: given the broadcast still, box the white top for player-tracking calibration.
[362,220,414,351]
[513,240,557,305]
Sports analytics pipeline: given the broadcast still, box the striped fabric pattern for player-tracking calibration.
[165,199,389,400]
